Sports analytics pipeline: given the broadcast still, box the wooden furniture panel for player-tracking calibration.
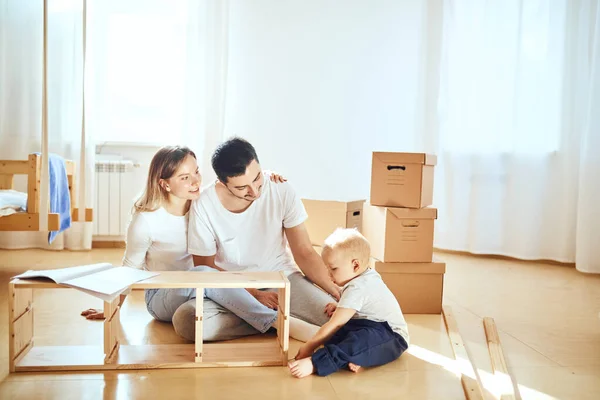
[9,271,291,372]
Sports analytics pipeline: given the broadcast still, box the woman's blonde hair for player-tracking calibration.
[132,146,196,213]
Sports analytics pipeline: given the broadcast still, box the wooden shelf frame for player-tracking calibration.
[0,154,93,231]
[8,271,290,372]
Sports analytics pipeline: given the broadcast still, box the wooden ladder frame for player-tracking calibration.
[8,271,290,372]
[0,154,93,231]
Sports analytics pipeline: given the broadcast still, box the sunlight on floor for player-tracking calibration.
[407,344,558,400]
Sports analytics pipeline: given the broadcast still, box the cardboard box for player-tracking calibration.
[370,152,437,208]
[302,199,366,246]
[362,203,437,262]
[374,260,445,314]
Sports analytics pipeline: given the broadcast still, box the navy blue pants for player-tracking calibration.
[311,319,408,377]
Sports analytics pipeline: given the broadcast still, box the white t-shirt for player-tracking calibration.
[187,172,306,275]
[338,268,410,344]
[122,207,193,271]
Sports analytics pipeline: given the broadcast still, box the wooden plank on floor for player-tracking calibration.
[442,305,485,400]
[483,317,521,400]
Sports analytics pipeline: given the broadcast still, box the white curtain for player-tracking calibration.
[0,0,94,250]
[182,0,230,184]
[432,0,600,273]
[575,0,600,273]
[86,0,229,185]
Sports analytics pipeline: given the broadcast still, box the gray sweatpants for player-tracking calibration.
[171,271,335,342]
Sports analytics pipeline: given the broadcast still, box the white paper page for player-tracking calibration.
[12,263,113,284]
[63,267,158,301]
[68,287,121,303]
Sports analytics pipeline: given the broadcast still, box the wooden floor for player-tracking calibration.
[0,249,599,399]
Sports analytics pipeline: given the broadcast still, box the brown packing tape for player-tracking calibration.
[373,152,437,166]
[373,260,446,274]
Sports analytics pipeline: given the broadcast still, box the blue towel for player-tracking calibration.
[39,153,72,243]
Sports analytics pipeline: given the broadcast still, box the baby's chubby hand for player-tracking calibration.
[324,302,337,318]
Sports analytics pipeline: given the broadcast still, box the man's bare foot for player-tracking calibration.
[348,363,361,373]
[80,308,105,320]
[288,358,315,378]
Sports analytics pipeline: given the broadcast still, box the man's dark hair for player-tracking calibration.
[211,137,260,183]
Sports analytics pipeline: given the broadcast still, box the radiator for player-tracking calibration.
[94,160,139,237]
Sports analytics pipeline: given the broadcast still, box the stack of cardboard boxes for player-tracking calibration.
[362,152,445,314]
[301,151,445,314]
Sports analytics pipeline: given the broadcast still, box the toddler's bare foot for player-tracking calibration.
[288,358,315,378]
[348,363,361,373]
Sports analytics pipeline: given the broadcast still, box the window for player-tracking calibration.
[88,1,189,144]
[438,0,567,154]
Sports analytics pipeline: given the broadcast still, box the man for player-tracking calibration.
[172,137,340,341]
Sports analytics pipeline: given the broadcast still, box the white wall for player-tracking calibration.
[224,0,428,200]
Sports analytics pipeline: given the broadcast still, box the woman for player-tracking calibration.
[82,146,283,340]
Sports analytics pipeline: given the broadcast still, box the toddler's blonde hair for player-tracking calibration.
[322,228,371,268]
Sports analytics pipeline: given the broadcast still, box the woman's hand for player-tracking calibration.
[268,171,287,183]
[80,308,105,320]
[250,290,279,310]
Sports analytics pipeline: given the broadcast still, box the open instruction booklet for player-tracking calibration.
[13,263,158,302]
